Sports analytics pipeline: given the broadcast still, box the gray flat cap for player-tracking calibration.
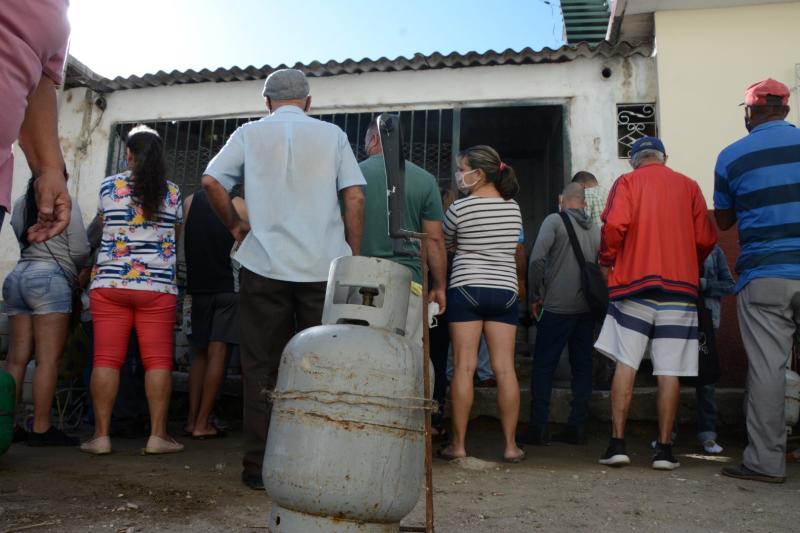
[262,69,310,100]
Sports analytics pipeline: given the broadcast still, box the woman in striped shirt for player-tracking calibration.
[438,145,525,463]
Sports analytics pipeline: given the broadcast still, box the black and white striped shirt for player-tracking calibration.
[443,196,522,293]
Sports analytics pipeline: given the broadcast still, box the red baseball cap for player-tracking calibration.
[743,78,790,106]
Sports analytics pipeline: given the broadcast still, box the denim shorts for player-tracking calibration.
[2,261,73,315]
[446,285,520,325]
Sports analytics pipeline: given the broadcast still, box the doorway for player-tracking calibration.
[459,105,566,250]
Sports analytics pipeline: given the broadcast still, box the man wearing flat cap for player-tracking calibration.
[715,78,800,484]
[202,68,366,490]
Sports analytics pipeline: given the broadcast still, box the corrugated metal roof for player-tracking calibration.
[65,41,652,93]
[562,0,611,45]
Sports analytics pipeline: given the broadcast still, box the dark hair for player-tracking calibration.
[21,169,69,247]
[127,125,167,220]
[21,176,38,247]
[571,171,598,185]
[749,100,790,119]
[458,145,519,200]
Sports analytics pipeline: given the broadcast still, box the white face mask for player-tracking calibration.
[455,169,480,194]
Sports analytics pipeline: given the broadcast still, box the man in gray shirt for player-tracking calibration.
[202,69,365,490]
[519,183,600,446]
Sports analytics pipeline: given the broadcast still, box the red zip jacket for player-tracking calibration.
[599,162,717,300]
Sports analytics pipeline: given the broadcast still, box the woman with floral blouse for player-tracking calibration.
[81,125,184,455]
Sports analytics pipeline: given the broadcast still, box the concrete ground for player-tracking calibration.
[1,418,799,533]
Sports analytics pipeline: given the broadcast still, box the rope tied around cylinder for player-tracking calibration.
[268,389,438,412]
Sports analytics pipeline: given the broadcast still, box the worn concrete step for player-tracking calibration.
[172,371,744,426]
[461,386,745,426]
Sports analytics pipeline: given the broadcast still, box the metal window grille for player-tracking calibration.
[107,109,455,196]
[616,103,657,158]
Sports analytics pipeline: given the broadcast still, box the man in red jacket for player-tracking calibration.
[595,137,717,471]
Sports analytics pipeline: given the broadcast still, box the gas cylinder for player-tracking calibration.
[0,369,15,456]
[263,256,427,532]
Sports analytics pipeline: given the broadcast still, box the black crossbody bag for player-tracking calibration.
[559,212,609,321]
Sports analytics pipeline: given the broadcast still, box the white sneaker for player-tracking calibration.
[702,439,723,454]
[80,435,112,455]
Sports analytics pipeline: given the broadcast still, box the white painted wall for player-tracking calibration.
[1,55,656,277]
[655,2,800,202]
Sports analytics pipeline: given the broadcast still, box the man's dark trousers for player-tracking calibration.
[239,268,326,479]
[531,311,594,430]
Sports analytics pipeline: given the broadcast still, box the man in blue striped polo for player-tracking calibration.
[714,78,800,484]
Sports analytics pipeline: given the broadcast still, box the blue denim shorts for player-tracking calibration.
[446,285,519,325]
[2,261,73,315]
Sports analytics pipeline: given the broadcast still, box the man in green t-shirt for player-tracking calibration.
[359,119,447,345]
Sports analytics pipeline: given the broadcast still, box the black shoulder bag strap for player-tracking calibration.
[559,211,586,268]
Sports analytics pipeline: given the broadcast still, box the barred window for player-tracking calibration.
[107,109,455,196]
[617,103,657,158]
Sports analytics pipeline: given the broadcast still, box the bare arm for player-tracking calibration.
[232,196,249,223]
[176,194,193,286]
[341,185,365,256]
[422,219,447,313]
[201,175,250,242]
[177,193,190,243]
[714,208,736,231]
[18,76,70,242]
[67,198,91,269]
[183,194,194,221]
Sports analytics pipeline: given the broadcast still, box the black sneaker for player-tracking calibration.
[599,437,630,467]
[241,472,265,491]
[652,442,680,470]
[517,426,550,446]
[12,425,28,443]
[27,426,80,447]
[721,464,785,484]
[552,425,588,445]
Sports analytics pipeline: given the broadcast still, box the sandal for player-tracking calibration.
[503,449,527,464]
[143,435,184,455]
[436,445,466,461]
[80,436,112,455]
[192,428,227,440]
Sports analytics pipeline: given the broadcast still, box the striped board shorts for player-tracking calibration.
[594,294,699,377]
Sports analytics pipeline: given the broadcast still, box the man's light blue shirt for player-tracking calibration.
[204,106,366,282]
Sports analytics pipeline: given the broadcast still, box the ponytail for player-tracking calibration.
[458,145,519,200]
[495,164,519,200]
[127,125,166,220]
